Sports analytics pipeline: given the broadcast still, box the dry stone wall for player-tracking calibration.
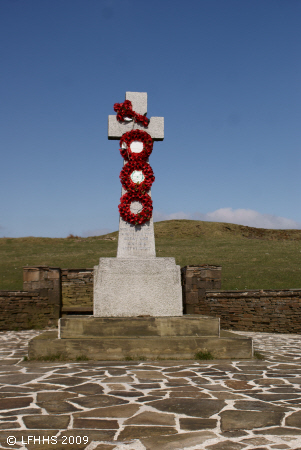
[0,290,57,331]
[61,269,93,313]
[200,289,301,333]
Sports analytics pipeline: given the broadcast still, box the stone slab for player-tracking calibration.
[59,315,220,338]
[93,257,183,317]
[28,332,253,360]
[108,116,164,140]
[117,214,156,258]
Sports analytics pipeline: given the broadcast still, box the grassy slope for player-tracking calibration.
[1,220,300,291]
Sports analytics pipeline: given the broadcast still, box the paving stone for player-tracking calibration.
[252,393,300,401]
[23,414,70,429]
[285,410,301,427]
[198,384,229,391]
[102,376,134,383]
[36,391,78,402]
[148,398,226,417]
[118,425,177,439]
[270,445,291,449]
[256,378,288,385]
[108,390,144,397]
[42,376,87,386]
[141,430,217,449]
[179,417,217,430]
[71,394,127,408]
[37,400,82,413]
[163,371,199,377]
[130,383,161,389]
[0,374,40,384]
[225,380,252,390]
[0,396,33,410]
[132,370,167,380]
[73,418,119,428]
[169,391,211,398]
[220,410,284,431]
[138,395,162,402]
[206,440,247,450]
[124,411,175,426]
[210,392,246,400]
[73,403,140,418]
[0,407,43,416]
[240,437,273,446]
[234,400,291,412]
[62,382,104,395]
[254,426,301,435]
[221,430,249,438]
[0,420,20,429]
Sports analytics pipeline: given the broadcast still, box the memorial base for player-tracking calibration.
[93,257,183,317]
[28,316,253,360]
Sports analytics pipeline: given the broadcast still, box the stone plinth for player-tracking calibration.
[93,257,183,317]
[59,316,220,338]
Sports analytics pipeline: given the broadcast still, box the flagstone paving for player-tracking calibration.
[0,330,301,449]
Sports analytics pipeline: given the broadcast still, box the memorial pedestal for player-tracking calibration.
[93,257,183,317]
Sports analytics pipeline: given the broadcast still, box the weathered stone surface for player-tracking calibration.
[179,417,217,430]
[118,425,177,439]
[225,380,252,390]
[93,258,183,317]
[60,316,219,338]
[0,396,33,410]
[73,403,140,418]
[23,415,70,429]
[0,421,20,429]
[124,411,175,426]
[254,426,301,435]
[42,376,87,386]
[149,398,226,417]
[240,437,273,446]
[234,400,290,412]
[71,394,127,408]
[220,410,284,431]
[37,401,81,413]
[108,390,144,397]
[73,418,119,429]
[36,391,78,402]
[141,431,217,450]
[206,441,246,450]
[285,411,301,427]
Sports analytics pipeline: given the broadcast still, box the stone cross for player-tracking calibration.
[108,92,164,258]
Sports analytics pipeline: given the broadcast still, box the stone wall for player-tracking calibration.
[61,269,93,314]
[181,265,222,314]
[198,290,301,333]
[0,290,57,331]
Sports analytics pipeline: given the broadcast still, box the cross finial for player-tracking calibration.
[108,92,164,141]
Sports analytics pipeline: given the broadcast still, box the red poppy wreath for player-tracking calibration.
[118,192,153,225]
[119,160,155,194]
[119,130,153,161]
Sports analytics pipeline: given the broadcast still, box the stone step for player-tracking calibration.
[59,315,220,338]
[29,331,253,360]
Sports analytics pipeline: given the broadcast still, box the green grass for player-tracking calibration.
[194,350,214,360]
[1,220,301,290]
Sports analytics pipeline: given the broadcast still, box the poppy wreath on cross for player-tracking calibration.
[119,130,153,161]
[117,128,154,225]
[118,192,153,226]
[119,159,155,194]
[114,100,149,127]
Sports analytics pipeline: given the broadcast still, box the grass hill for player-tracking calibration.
[1,220,300,291]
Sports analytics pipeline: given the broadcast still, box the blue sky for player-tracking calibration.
[1,0,300,237]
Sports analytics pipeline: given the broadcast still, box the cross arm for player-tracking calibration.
[108,116,164,141]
